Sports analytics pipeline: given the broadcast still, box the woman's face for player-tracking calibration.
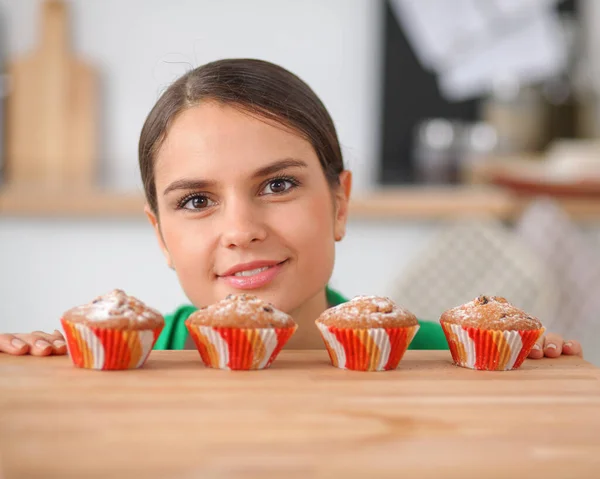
[146,102,351,316]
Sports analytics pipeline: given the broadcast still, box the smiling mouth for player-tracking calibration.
[217,260,288,290]
[219,260,288,278]
[232,266,271,277]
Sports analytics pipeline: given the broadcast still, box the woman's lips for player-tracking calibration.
[219,260,287,290]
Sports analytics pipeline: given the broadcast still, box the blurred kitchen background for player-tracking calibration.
[0,0,599,363]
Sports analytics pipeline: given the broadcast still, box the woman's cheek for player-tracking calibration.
[162,217,207,267]
[278,200,335,256]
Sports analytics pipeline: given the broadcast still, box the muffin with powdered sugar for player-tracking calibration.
[440,295,544,371]
[315,296,419,372]
[61,289,164,370]
[185,294,297,370]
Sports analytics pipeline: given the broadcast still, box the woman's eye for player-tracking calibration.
[181,195,215,210]
[262,179,295,195]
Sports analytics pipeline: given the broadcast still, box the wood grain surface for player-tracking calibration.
[0,350,599,478]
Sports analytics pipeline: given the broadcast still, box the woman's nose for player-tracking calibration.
[219,200,267,249]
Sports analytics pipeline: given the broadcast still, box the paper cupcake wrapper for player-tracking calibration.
[316,323,420,371]
[441,322,545,371]
[61,319,163,370]
[185,323,297,370]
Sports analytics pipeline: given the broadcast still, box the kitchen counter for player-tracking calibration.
[1,350,599,478]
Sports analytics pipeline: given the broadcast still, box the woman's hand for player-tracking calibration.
[0,330,67,356]
[528,332,582,359]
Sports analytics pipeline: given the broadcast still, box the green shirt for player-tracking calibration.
[154,287,448,350]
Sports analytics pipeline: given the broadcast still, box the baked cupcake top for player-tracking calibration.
[62,289,164,330]
[440,295,543,331]
[316,295,418,329]
[187,294,296,328]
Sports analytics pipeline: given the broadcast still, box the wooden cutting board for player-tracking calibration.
[5,0,96,188]
[0,350,599,478]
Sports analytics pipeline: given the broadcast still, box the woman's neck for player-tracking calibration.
[285,289,329,350]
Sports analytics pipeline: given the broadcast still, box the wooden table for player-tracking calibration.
[1,351,599,478]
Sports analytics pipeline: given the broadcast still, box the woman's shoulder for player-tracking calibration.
[325,286,348,307]
[154,304,198,350]
[164,304,198,321]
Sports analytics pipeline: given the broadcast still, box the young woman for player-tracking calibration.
[0,59,582,358]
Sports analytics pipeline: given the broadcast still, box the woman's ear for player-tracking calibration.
[333,170,352,242]
[144,204,174,269]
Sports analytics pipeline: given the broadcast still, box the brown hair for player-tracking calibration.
[139,58,344,214]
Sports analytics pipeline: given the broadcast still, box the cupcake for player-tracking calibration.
[440,295,545,371]
[315,296,420,372]
[185,294,297,370]
[61,290,164,370]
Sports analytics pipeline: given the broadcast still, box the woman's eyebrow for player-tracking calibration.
[251,158,308,179]
[163,178,216,196]
[163,159,307,196]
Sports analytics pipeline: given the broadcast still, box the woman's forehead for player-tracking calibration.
[154,103,319,184]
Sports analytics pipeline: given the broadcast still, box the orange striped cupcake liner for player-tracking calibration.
[61,319,163,370]
[316,323,419,371]
[441,322,545,371]
[185,323,297,370]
